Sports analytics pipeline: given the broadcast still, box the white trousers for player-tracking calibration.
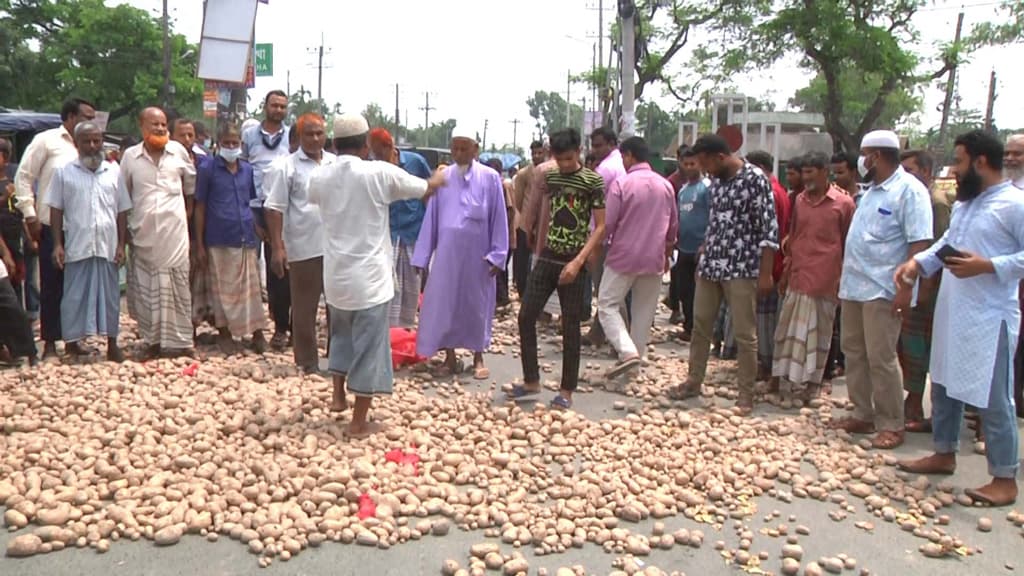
[598,266,662,360]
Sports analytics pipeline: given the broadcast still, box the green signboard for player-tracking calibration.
[254,43,273,77]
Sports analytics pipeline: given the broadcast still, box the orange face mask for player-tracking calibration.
[144,133,169,150]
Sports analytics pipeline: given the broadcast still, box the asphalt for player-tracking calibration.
[1,309,1022,576]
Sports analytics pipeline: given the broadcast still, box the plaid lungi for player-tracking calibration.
[757,291,780,369]
[772,292,837,386]
[897,296,936,394]
[127,256,193,349]
[202,247,266,337]
[389,240,420,328]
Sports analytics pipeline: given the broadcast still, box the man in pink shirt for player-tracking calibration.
[587,127,627,345]
[599,137,678,377]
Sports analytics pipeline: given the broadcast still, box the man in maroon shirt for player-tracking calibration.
[748,151,791,383]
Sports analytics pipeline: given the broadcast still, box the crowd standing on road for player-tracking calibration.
[0,94,1022,504]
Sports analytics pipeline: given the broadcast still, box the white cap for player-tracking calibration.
[860,130,900,150]
[333,113,369,139]
[451,125,477,143]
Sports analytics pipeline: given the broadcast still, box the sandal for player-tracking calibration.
[434,358,465,378]
[473,366,491,380]
[830,418,876,434]
[605,356,640,379]
[667,382,701,401]
[549,395,573,411]
[871,430,905,450]
[904,419,933,433]
[506,385,541,401]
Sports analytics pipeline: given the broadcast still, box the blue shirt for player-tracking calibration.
[195,157,259,248]
[676,179,710,254]
[389,150,432,244]
[839,166,933,302]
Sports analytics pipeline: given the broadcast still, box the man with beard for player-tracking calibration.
[832,130,933,450]
[667,135,779,415]
[119,107,197,358]
[831,152,862,204]
[243,90,292,350]
[1005,134,1024,417]
[898,149,951,432]
[46,122,130,362]
[897,130,1023,506]
[587,127,626,343]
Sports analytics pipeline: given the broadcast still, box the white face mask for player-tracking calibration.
[219,147,242,163]
[857,155,870,178]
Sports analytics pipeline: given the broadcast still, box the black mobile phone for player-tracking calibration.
[936,244,965,263]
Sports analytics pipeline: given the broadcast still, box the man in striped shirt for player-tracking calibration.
[513,128,606,411]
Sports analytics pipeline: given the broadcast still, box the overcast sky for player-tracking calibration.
[120,0,1022,148]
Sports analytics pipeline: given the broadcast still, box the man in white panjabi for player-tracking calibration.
[119,107,197,358]
[897,130,1023,507]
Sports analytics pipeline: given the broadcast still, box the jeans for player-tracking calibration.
[931,322,1019,478]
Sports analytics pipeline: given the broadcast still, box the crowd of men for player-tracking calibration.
[0,94,1022,504]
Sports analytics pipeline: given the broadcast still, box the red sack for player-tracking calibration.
[390,328,425,369]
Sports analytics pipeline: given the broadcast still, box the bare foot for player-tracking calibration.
[330,397,349,412]
[347,421,385,439]
[965,479,1018,506]
[897,453,957,475]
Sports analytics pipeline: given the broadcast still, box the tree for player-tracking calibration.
[361,103,392,130]
[703,0,1023,153]
[635,101,677,155]
[789,68,922,133]
[1,0,202,126]
[405,119,457,148]
[526,91,583,137]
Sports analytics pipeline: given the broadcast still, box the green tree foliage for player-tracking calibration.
[361,103,392,131]
[635,101,677,155]
[526,90,583,137]
[404,119,457,149]
[788,68,923,133]
[0,0,201,126]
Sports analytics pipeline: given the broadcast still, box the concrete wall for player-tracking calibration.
[745,131,834,162]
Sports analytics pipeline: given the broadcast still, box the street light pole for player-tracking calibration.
[162,0,172,109]
[619,0,636,138]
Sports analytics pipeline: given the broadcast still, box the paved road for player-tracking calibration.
[2,311,1022,576]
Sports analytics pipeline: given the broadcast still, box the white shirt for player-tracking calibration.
[0,258,7,280]
[44,159,131,264]
[13,125,78,225]
[241,123,291,207]
[263,149,336,262]
[118,141,196,269]
[308,155,428,311]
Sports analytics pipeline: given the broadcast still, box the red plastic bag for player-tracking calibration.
[384,447,421,475]
[390,328,425,369]
[182,362,199,377]
[357,493,377,520]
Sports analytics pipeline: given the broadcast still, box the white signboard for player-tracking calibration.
[197,0,258,83]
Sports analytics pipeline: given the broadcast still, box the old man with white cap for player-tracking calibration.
[413,126,509,380]
[831,129,933,450]
[307,113,445,437]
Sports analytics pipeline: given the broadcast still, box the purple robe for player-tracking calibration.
[413,161,509,356]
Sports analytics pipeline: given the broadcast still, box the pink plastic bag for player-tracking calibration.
[390,328,426,369]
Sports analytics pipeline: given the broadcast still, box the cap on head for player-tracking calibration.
[369,128,394,148]
[450,126,477,144]
[333,113,369,139]
[860,130,900,150]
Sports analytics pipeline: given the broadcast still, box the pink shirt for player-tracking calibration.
[604,162,679,276]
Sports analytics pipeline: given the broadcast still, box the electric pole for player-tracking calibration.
[566,69,572,129]
[619,0,636,138]
[420,92,435,147]
[483,119,489,150]
[307,34,332,106]
[937,11,964,152]
[161,0,171,109]
[510,119,520,150]
[394,83,401,139]
[984,69,997,132]
[286,70,291,98]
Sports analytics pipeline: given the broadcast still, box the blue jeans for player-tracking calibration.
[931,322,1020,479]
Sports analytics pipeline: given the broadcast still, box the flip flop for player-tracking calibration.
[605,357,640,379]
[549,395,573,411]
[505,385,541,401]
[473,366,491,380]
[904,419,933,433]
[964,486,1017,507]
[434,358,465,378]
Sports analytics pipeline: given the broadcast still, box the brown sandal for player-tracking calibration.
[904,419,933,433]
[830,418,876,434]
[871,430,905,450]
[667,382,701,400]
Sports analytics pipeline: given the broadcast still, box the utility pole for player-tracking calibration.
[510,119,520,150]
[307,33,332,106]
[566,69,572,129]
[619,0,636,138]
[984,69,997,132]
[592,43,597,127]
[161,0,171,109]
[286,70,291,97]
[394,83,401,138]
[598,0,604,89]
[937,11,964,152]
[483,119,489,150]
[420,92,435,147]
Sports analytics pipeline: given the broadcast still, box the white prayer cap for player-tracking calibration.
[333,113,369,139]
[451,125,477,143]
[860,130,900,150]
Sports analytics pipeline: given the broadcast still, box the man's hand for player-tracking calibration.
[0,182,13,202]
[114,245,126,267]
[425,169,447,197]
[558,259,583,286]
[892,286,912,317]
[271,246,289,278]
[757,273,774,297]
[892,258,921,289]
[254,225,268,243]
[194,244,208,271]
[52,245,65,270]
[946,251,995,279]
[26,218,41,244]
[1,250,14,275]
[777,275,788,297]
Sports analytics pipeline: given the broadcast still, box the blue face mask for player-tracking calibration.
[219,147,242,163]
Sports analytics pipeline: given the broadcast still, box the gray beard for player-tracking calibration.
[80,153,103,171]
[1005,167,1024,185]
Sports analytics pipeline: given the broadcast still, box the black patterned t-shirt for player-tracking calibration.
[697,162,779,281]
[543,167,605,256]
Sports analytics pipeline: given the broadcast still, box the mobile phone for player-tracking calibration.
[936,244,965,263]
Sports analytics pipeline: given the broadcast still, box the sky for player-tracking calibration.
[120,0,1022,149]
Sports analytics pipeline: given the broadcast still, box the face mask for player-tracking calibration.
[857,155,869,178]
[80,153,103,171]
[956,162,984,202]
[219,147,242,163]
[144,133,169,151]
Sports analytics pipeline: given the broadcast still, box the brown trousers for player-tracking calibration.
[288,257,324,369]
[689,277,758,396]
[841,299,904,431]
